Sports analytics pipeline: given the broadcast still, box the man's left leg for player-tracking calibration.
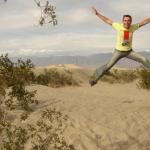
[126,50,150,70]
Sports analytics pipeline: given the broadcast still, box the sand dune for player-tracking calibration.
[24,65,150,150]
[39,64,82,69]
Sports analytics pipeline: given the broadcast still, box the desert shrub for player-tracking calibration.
[0,54,38,122]
[35,68,80,87]
[1,125,29,150]
[0,106,7,134]
[0,77,6,96]
[0,54,38,112]
[0,107,75,150]
[137,68,150,89]
[101,69,138,84]
[0,54,75,149]
[35,71,50,86]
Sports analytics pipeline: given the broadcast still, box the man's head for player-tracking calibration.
[122,15,132,29]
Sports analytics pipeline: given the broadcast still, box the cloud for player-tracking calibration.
[59,8,94,26]
[0,32,115,50]
[102,0,150,21]
[0,31,149,57]
[0,1,40,30]
[0,0,149,57]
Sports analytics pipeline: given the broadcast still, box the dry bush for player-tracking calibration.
[101,69,138,84]
[35,68,80,87]
[137,68,150,90]
[0,54,75,149]
[0,107,75,150]
[0,54,38,112]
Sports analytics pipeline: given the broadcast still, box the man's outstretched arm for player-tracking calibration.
[138,18,150,27]
[91,6,113,25]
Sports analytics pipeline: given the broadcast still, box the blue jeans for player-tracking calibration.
[92,49,150,82]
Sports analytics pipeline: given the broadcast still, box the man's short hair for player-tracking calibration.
[123,15,132,22]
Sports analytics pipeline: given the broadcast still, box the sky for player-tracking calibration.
[0,0,150,57]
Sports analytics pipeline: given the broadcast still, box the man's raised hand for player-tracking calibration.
[91,6,113,26]
[91,6,98,15]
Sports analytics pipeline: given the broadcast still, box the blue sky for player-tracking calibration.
[0,0,149,56]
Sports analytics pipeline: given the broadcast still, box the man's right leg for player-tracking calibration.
[89,50,124,86]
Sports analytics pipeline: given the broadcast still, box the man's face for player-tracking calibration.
[123,17,132,29]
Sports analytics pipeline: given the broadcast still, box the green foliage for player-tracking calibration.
[35,68,80,87]
[137,68,150,89]
[28,108,74,150]
[0,77,6,96]
[1,126,29,150]
[0,54,76,149]
[0,54,38,112]
[0,108,75,150]
[0,107,8,134]
[34,0,57,26]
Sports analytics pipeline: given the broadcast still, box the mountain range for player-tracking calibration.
[10,51,150,68]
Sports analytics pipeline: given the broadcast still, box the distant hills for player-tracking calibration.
[10,51,150,68]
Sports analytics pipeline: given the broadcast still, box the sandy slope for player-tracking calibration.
[25,65,150,150]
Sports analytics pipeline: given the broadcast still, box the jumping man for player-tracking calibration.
[89,7,150,87]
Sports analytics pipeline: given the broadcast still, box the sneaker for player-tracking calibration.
[89,79,97,87]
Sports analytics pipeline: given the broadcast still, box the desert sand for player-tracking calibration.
[5,64,150,150]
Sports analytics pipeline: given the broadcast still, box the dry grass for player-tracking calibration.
[101,68,138,84]
[34,68,80,88]
[137,68,150,90]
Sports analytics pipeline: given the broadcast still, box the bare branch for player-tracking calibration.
[1,0,58,26]
[34,0,58,26]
